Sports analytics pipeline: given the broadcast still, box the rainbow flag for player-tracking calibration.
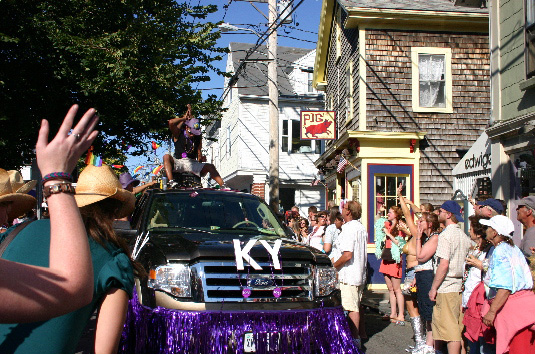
[93,156,103,167]
[112,165,124,169]
[84,147,102,166]
[152,165,163,175]
[134,166,144,174]
[152,141,161,150]
[84,147,94,165]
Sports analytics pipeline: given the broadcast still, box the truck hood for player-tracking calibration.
[146,231,330,265]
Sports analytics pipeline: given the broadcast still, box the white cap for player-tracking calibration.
[480,215,515,237]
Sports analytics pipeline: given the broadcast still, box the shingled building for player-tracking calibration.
[313,0,490,287]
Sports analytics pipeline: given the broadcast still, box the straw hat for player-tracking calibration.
[8,170,37,194]
[0,168,37,219]
[75,165,136,218]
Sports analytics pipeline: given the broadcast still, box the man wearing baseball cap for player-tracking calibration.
[162,104,226,189]
[429,200,472,354]
[476,198,504,218]
[516,196,535,258]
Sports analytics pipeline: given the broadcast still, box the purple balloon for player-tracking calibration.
[273,288,282,298]
[242,288,251,298]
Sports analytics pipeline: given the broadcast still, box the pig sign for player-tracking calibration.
[301,111,336,140]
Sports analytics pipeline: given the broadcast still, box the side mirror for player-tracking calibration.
[115,228,138,237]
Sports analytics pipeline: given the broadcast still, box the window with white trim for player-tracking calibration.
[281,118,323,154]
[374,175,409,218]
[411,47,453,113]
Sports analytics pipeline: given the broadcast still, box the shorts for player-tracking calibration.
[402,267,416,296]
[432,292,464,341]
[415,270,435,322]
[168,154,205,177]
[340,283,365,312]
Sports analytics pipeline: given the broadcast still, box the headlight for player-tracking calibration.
[314,266,338,297]
[148,264,191,297]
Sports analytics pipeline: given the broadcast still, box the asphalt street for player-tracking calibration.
[360,305,415,354]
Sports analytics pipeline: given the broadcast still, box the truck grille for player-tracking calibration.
[190,261,313,302]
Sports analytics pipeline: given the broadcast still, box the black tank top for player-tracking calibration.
[174,129,200,159]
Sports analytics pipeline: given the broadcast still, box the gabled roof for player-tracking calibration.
[313,0,489,89]
[228,42,313,96]
[338,0,487,14]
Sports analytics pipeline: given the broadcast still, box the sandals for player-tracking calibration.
[390,318,405,326]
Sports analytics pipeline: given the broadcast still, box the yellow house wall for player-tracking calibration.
[342,140,421,291]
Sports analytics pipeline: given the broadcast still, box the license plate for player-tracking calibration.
[244,332,256,353]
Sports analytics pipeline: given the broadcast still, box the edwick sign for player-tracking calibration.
[233,239,282,270]
[464,152,491,171]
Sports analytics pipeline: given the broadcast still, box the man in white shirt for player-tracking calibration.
[333,200,368,349]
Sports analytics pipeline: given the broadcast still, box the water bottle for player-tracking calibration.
[162,176,168,190]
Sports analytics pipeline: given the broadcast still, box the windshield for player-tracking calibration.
[146,192,287,237]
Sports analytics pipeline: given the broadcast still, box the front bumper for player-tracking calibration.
[119,289,359,354]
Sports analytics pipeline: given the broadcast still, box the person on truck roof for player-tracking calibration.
[163,104,226,189]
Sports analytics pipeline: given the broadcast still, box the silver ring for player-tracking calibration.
[74,133,81,141]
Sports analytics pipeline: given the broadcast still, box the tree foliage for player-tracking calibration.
[0,0,226,169]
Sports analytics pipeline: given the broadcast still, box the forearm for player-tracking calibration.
[430,260,448,291]
[407,201,421,212]
[47,190,93,293]
[0,191,93,322]
[133,181,155,194]
[400,199,418,236]
[334,252,352,270]
[487,289,511,316]
[168,115,187,126]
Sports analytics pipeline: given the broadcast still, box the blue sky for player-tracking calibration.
[126,0,323,178]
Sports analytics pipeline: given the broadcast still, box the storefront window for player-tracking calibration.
[374,175,408,218]
[512,149,535,197]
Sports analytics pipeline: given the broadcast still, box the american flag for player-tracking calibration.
[337,156,349,173]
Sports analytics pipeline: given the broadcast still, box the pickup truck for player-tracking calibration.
[119,187,358,354]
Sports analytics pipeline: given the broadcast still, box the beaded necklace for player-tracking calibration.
[461,244,484,292]
[181,129,195,158]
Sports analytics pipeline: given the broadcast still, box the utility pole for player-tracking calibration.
[268,0,279,213]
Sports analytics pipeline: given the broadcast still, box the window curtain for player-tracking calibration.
[419,55,445,107]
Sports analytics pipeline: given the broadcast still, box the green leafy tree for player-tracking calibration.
[0,0,226,169]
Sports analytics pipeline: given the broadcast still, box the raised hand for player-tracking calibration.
[36,104,99,177]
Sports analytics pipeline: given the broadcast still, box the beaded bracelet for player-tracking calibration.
[43,181,75,198]
[41,172,73,185]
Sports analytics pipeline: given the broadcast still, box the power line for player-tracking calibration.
[283,25,318,35]
[277,34,316,44]
[219,0,306,101]
[221,0,234,22]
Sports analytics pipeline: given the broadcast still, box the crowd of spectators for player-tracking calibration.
[284,192,535,354]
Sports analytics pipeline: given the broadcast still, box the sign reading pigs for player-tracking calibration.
[300,111,336,140]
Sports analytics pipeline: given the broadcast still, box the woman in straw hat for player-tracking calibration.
[0,104,98,323]
[0,164,142,354]
[0,169,37,231]
[479,215,535,354]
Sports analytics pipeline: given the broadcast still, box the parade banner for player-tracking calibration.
[300,111,336,140]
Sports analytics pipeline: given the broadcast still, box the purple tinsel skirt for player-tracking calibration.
[119,291,361,354]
